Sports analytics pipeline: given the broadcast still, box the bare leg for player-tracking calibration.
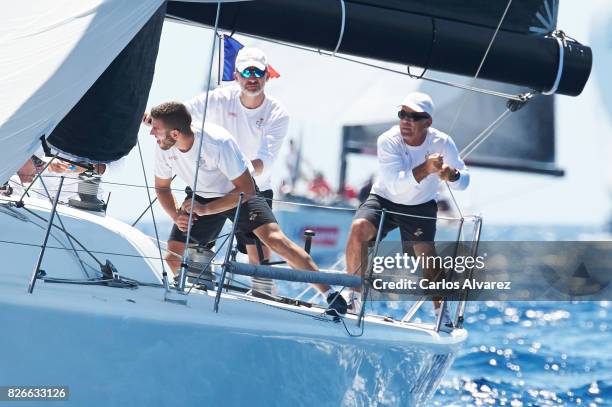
[246,243,271,264]
[253,223,328,293]
[166,240,185,277]
[345,218,377,292]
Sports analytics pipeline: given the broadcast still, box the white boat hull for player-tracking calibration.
[0,198,466,406]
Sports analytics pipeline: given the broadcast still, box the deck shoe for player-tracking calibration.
[326,291,348,317]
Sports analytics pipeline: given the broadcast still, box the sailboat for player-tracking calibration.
[0,1,592,406]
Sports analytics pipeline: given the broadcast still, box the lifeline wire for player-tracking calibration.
[447,0,514,136]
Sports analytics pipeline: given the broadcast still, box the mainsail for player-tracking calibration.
[0,0,593,185]
[166,0,592,96]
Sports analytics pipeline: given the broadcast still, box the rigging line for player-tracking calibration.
[447,0,514,137]
[8,179,48,200]
[181,1,222,291]
[458,108,512,157]
[0,218,98,272]
[20,206,104,268]
[333,0,346,56]
[136,139,170,292]
[221,278,352,326]
[18,154,57,202]
[0,239,167,261]
[36,174,92,278]
[445,182,464,219]
[23,174,476,221]
[237,292,334,323]
[460,110,512,160]
[2,198,101,273]
[234,31,524,101]
[444,0,513,220]
[185,233,230,296]
[2,192,473,223]
[132,175,177,227]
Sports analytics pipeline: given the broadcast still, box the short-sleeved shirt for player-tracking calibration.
[154,123,253,198]
[370,126,469,205]
[185,85,289,191]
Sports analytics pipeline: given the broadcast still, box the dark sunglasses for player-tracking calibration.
[239,67,266,79]
[398,110,430,121]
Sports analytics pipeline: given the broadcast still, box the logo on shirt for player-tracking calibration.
[255,117,264,128]
[168,155,178,161]
[228,112,238,117]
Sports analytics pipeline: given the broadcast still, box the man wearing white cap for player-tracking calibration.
[344,92,470,325]
[144,47,288,290]
[184,47,287,268]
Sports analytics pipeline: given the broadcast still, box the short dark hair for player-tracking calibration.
[150,102,191,134]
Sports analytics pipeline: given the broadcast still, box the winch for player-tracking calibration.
[67,173,106,212]
[186,245,217,290]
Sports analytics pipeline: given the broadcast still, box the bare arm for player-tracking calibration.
[155,176,196,232]
[16,159,37,183]
[412,153,444,183]
[182,170,256,216]
[251,159,264,176]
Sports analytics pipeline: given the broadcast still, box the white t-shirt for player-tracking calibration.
[370,126,470,205]
[185,85,289,191]
[154,123,252,198]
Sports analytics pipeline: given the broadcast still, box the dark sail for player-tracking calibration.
[46,4,166,162]
[166,0,591,96]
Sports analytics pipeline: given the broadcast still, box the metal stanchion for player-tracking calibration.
[455,216,483,328]
[357,209,386,328]
[28,176,65,293]
[214,193,244,313]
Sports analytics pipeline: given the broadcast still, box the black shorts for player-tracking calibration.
[235,189,273,252]
[354,194,437,242]
[169,190,277,248]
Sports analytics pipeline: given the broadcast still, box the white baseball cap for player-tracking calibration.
[400,92,434,117]
[235,47,268,72]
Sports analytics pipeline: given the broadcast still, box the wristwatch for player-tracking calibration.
[450,169,460,182]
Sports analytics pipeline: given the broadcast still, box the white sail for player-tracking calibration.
[0,0,164,184]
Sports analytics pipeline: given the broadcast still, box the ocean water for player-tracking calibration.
[418,225,611,406]
[430,300,611,406]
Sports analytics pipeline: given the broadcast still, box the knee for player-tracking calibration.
[165,241,184,271]
[349,219,376,243]
[264,232,289,252]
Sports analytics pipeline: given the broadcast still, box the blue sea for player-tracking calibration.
[139,220,612,406]
[430,300,610,407]
[425,225,612,407]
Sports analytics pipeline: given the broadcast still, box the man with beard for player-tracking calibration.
[144,48,286,295]
[150,102,348,316]
[343,92,470,327]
